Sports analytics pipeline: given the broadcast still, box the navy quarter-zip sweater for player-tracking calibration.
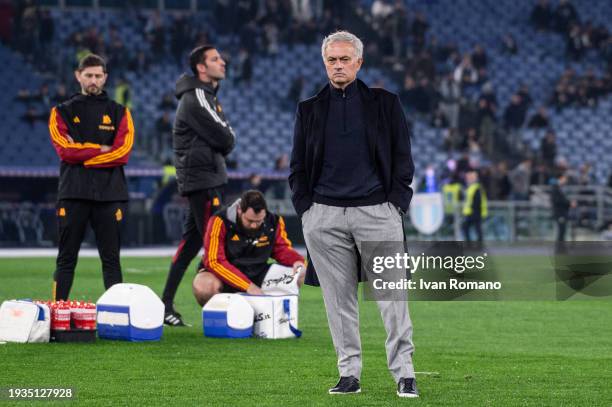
[314,81,384,206]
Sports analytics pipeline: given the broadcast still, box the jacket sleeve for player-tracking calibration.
[48,107,102,164]
[271,216,304,266]
[83,107,135,168]
[184,90,235,156]
[289,104,313,218]
[388,95,415,213]
[203,216,252,291]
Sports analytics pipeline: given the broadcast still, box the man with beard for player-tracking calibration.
[161,45,236,325]
[48,54,134,300]
[192,190,305,305]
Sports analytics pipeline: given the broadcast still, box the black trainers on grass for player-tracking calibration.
[397,377,419,398]
[328,376,361,394]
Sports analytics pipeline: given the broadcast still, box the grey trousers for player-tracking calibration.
[302,202,415,382]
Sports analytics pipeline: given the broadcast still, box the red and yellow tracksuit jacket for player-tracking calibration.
[48,91,134,201]
[203,202,304,291]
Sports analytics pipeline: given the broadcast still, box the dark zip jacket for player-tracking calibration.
[290,78,414,217]
[173,74,235,195]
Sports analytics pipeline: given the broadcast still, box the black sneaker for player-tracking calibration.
[397,377,419,398]
[164,309,187,327]
[328,376,361,394]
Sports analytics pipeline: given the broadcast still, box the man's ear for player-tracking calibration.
[74,70,80,82]
[197,62,207,75]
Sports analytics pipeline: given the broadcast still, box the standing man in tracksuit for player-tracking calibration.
[48,54,134,300]
[162,45,236,326]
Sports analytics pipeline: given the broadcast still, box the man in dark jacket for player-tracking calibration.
[290,31,418,398]
[162,45,235,326]
[48,54,134,300]
[551,173,575,242]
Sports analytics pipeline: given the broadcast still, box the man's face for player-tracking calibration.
[75,66,107,95]
[323,41,362,89]
[237,207,266,236]
[198,49,226,82]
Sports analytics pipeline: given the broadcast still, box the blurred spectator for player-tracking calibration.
[20,106,47,127]
[38,9,54,68]
[471,45,488,70]
[171,15,191,67]
[154,111,173,162]
[503,94,527,130]
[530,0,553,31]
[234,48,253,85]
[145,11,166,59]
[411,11,429,53]
[263,21,280,55]
[371,0,393,21]
[567,24,585,60]
[477,90,497,151]
[82,27,103,55]
[553,0,579,34]
[114,78,133,110]
[453,54,478,86]
[501,33,518,55]
[130,50,151,74]
[242,173,263,191]
[410,76,436,114]
[410,50,436,81]
[107,26,129,77]
[577,163,594,185]
[517,84,533,108]
[438,73,461,128]
[551,173,574,242]
[274,153,289,171]
[527,107,550,128]
[16,83,52,109]
[443,128,461,151]
[285,76,304,111]
[52,84,68,104]
[490,161,511,200]
[509,159,532,200]
[399,74,418,110]
[159,91,176,110]
[431,108,449,128]
[238,20,259,54]
[531,162,551,185]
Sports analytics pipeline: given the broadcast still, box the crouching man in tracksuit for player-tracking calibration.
[192,190,305,305]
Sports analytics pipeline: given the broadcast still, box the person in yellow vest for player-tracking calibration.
[462,170,488,243]
[114,77,133,110]
[442,176,462,215]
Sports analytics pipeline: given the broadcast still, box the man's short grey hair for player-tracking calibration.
[321,31,364,60]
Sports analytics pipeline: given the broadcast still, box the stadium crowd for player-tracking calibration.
[2,0,611,204]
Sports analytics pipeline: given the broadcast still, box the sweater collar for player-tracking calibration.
[329,79,358,100]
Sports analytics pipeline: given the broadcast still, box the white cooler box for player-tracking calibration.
[0,300,50,343]
[241,294,301,339]
[96,283,164,342]
[202,294,254,338]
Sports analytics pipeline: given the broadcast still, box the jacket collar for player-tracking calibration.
[72,90,109,102]
[313,78,374,103]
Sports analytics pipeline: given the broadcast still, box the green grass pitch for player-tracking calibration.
[1,257,611,406]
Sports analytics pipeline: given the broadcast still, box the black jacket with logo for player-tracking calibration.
[48,92,134,201]
[173,74,235,196]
